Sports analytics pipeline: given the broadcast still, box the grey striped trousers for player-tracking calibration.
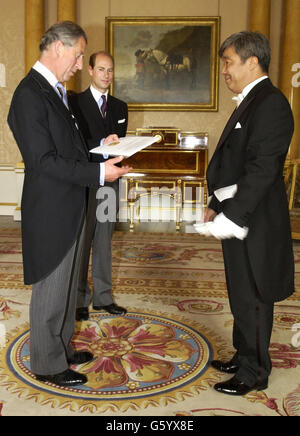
[29,217,86,375]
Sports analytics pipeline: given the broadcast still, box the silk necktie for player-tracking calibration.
[56,82,69,109]
[99,95,107,118]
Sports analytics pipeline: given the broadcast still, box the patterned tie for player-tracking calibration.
[99,94,107,118]
[56,82,69,109]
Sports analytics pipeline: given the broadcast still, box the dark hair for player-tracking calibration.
[40,21,87,52]
[89,51,114,68]
[219,31,271,73]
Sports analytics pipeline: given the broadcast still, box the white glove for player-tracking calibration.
[193,221,214,237]
[194,212,248,240]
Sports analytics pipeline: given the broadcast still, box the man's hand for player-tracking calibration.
[103,134,119,145]
[104,156,132,182]
[204,208,217,222]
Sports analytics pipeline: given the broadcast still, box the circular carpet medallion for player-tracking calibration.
[0,310,225,414]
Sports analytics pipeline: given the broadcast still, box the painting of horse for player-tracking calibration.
[106,17,220,111]
[142,49,197,89]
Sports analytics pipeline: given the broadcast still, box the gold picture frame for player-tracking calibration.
[105,16,220,112]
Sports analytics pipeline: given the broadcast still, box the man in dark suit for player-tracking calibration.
[7,22,130,387]
[69,51,128,320]
[195,31,294,395]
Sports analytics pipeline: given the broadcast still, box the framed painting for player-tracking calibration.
[105,16,220,111]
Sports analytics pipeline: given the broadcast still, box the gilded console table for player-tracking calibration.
[120,130,208,230]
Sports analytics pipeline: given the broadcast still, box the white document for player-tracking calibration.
[90,135,161,158]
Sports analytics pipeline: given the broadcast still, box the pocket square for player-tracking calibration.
[234,122,242,129]
[118,119,126,124]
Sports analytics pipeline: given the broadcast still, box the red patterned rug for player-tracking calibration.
[0,228,300,416]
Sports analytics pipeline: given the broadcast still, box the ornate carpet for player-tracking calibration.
[0,227,300,416]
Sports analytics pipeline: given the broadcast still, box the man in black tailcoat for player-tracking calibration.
[7,22,130,387]
[196,31,294,395]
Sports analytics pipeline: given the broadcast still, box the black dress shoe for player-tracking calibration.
[211,359,239,374]
[214,375,268,396]
[35,369,88,387]
[67,351,94,365]
[93,303,127,315]
[76,307,89,321]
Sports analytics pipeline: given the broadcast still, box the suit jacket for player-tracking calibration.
[69,88,128,163]
[206,78,294,302]
[7,69,100,285]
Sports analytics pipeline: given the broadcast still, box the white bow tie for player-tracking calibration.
[232,93,244,107]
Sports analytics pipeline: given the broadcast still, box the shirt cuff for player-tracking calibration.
[100,138,109,159]
[214,184,237,202]
[99,162,105,186]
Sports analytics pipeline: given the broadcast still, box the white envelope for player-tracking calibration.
[235,122,242,129]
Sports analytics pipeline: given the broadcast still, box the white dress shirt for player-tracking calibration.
[232,75,268,107]
[33,61,59,90]
[90,85,110,185]
[90,85,109,108]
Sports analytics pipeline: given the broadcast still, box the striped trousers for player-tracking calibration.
[29,216,86,375]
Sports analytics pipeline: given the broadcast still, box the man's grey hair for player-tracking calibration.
[40,21,87,52]
[219,31,271,73]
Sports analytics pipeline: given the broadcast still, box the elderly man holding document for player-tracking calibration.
[195,31,294,395]
[7,22,131,387]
